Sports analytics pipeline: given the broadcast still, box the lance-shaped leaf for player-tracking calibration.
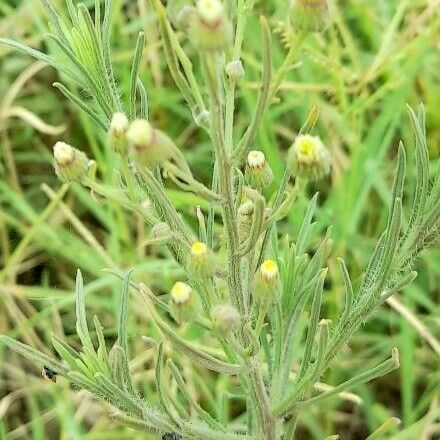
[0,336,68,376]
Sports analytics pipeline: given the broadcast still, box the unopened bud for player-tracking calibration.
[211,305,240,333]
[53,142,89,182]
[245,150,273,190]
[188,241,216,278]
[225,60,245,81]
[288,134,331,180]
[151,222,171,239]
[254,259,281,300]
[189,0,232,52]
[169,281,198,323]
[290,0,329,34]
[237,200,254,241]
[167,1,194,28]
[127,119,172,168]
[108,112,129,153]
[176,6,197,29]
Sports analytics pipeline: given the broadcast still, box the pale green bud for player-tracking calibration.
[188,241,216,278]
[189,0,232,52]
[245,150,273,190]
[167,1,194,28]
[237,200,255,241]
[169,281,198,323]
[290,0,329,34]
[108,112,129,153]
[254,259,281,301]
[151,222,171,239]
[288,134,331,180]
[53,142,89,183]
[176,6,197,29]
[127,119,172,168]
[211,305,240,333]
[225,60,245,81]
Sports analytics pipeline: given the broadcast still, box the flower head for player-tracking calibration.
[53,142,89,182]
[254,259,281,300]
[169,281,199,324]
[189,0,232,51]
[127,119,171,167]
[188,241,216,278]
[211,305,240,332]
[245,150,273,190]
[225,60,245,81]
[290,0,329,34]
[171,281,192,305]
[288,134,331,180]
[109,112,129,153]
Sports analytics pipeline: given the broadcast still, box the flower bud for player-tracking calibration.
[245,150,273,190]
[237,200,254,240]
[290,0,329,34]
[169,281,198,323]
[189,0,232,52]
[254,259,281,301]
[151,222,171,239]
[126,119,172,168]
[175,5,197,30]
[188,241,216,278]
[225,60,245,81]
[211,305,240,333]
[53,142,89,183]
[108,112,129,153]
[288,134,331,180]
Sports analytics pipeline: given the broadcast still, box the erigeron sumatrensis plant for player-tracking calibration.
[1,0,439,439]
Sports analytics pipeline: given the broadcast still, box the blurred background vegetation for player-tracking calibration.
[0,0,439,438]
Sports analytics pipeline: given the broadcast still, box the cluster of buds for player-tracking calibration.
[245,150,273,190]
[169,281,198,323]
[126,119,173,168]
[53,142,89,183]
[288,134,331,180]
[211,304,240,333]
[188,0,232,51]
[290,0,329,34]
[188,241,216,278]
[254,259,281,301]
[108,112,129,153]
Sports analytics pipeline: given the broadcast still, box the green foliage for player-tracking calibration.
[1,0,439,439]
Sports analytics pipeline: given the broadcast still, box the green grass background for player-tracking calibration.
[0,0,439,438]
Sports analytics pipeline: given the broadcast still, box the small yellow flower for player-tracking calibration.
[254,259,281,300]
[260,260,279,282]
[188,241,216,278]
[288,134,331,180]
[171,282,192,305]
[191,241,207,257]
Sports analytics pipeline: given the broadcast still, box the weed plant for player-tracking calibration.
[0,0,439,439]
